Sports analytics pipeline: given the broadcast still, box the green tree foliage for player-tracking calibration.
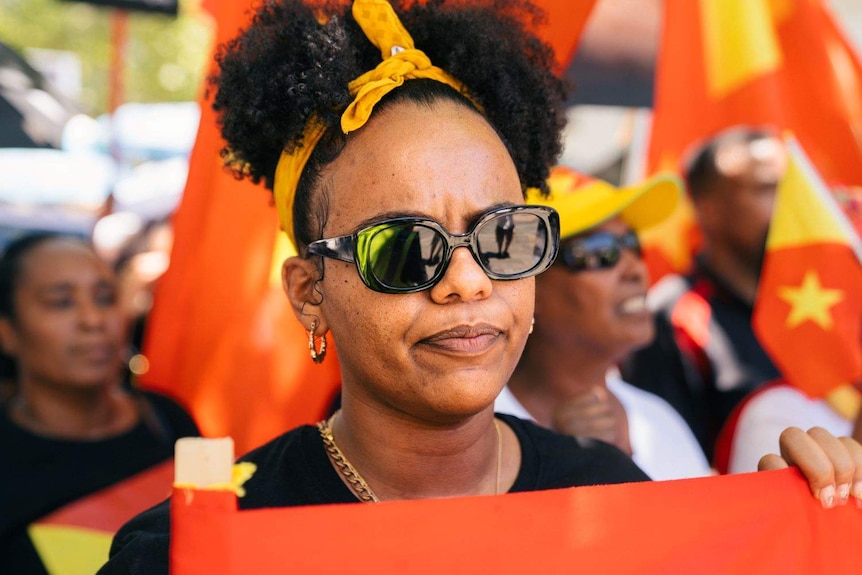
[0,0,213,115]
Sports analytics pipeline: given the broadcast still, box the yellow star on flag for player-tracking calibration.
[777,269,844,330]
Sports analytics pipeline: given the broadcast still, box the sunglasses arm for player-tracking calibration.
[306,236,356,263]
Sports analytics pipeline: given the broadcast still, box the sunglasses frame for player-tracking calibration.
[306,204,560,294]
[558,229,641,273]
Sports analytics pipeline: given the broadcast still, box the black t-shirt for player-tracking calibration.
[98,414,649,575]
[0,391,199,575]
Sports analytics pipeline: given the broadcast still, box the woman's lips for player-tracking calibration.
[72,343,118,363]
[419,324,503,354]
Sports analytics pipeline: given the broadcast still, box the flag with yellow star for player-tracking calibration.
[753,138,862,399]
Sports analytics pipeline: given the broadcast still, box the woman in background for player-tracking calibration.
[500,170,712,480]
[0,233,198,575]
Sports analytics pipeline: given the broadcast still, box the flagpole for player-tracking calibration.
[108,9,128,167]
[621,108,652,185]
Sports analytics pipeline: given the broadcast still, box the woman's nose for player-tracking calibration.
[428,246,493,303]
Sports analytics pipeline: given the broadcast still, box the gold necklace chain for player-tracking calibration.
[317,410,504,503]
[317,411,380,502]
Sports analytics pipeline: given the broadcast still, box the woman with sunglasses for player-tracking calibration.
[100,1,862,572]
[499,169,712,480]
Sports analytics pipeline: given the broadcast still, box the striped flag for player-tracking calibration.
[643,0,862,279]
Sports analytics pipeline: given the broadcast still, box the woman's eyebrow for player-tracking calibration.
[351,201,520,232]
[36,284,74,297]
[355,211,426,228]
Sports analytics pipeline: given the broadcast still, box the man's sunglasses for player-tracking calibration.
[558,230,641,272]
[306,205,560,294]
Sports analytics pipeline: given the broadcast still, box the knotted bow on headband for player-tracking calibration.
[272,0,473,246]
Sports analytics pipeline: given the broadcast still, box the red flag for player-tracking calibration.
[530,0,599,71]
[644,0,862,278]
[170,470,862,574]
[753,137,862,399]
[139,0,342,456]
[29,461,174,575]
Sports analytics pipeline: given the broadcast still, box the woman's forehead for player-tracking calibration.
[19,241,111,286]
[319,100,523,230]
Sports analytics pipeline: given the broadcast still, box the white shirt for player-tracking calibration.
[495,375,712,481]
[728,383,853,474]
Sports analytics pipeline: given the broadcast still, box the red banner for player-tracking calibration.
[171,468,862,574]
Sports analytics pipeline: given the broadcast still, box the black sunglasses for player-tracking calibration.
[306,205,560,294]
[558,230,641,272]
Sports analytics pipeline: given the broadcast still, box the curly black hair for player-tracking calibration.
[211,0,566,249]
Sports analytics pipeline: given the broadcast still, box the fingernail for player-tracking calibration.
[837,483,850,503]
[853,482,862,509]
[820,485,836,509]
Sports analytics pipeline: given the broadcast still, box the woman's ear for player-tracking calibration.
[282,256,328,334]
[0,317,19,357]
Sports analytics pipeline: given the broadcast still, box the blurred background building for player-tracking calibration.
[0,0,210,252]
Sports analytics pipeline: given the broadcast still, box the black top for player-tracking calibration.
[0,391,199,575]
[621,257,781,461]
[98,413,649,575]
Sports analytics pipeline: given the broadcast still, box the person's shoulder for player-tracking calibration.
[499,414,649,490]
[234,424,328,508]
[732,382,849,440]
[97,499,171,575]
[742,382,815,412]
[138,390,200,439]
[238,424,318,466]
[97,425,324,574]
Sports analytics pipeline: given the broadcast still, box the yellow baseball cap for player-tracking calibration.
[526,166,683,240]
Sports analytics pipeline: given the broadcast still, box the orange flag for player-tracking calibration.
[531,0,599,71]
[644,0,862,279]
[138,0,342,456]
[170,470,862,574]
[753,137,862,400]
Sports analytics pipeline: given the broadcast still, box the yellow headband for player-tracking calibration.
[273,0,473,245]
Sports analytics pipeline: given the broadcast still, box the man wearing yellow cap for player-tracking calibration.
[497,167,711,480]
